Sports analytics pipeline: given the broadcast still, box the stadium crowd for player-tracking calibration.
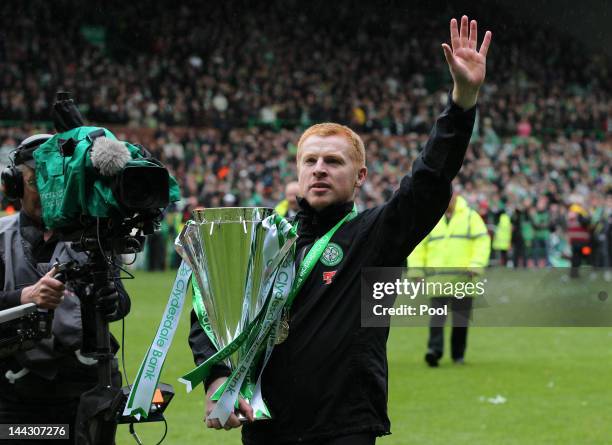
[0,0,610,270]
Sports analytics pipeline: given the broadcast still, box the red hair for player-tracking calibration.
[297,123,366,168]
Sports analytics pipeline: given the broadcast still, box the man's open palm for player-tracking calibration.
[442,15,492,107]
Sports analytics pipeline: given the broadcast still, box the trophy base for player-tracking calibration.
[238,412,271,423]
[206,409,270,425]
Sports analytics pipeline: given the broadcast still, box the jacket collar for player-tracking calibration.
[295,197,354,237]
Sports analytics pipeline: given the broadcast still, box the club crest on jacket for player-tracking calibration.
[320,243,343,267]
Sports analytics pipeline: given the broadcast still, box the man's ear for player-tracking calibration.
[355,167,368,187]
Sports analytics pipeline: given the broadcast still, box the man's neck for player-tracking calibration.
[298,198,353,214]
[296,198,354,233]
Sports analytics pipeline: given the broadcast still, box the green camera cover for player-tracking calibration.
[33,126,181,229]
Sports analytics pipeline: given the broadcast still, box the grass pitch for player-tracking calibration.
[113,271,612,445]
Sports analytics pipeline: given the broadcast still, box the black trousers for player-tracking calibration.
[427,297,474,361]
[245,433,376,445]
[0,357,121,445]
[322,434,376,445]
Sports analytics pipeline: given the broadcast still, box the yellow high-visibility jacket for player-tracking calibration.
[408,196,491,293]
[492,213,512,251]
[275,199,289,217]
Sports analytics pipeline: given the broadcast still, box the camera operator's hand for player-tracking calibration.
[96,283,120,321]
[205,377,254,429]
[20,267,65,309]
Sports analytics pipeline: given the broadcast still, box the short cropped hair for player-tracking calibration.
[297,123,366,169]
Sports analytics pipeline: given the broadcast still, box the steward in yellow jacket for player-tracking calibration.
[275,181,300,218]
[408,193,490,367]
[492,212,512,265]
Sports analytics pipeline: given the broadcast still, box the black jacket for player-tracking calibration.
[189,97,475,444]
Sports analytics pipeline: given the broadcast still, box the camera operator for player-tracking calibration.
[0,134,131,444]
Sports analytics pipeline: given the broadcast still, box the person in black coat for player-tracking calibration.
[191,15,492,445]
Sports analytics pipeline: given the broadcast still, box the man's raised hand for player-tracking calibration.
[442,15,492,110]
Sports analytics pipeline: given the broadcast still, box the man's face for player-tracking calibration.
[285,183,300,211]
[20,166,43,226]
[297,135,366,211]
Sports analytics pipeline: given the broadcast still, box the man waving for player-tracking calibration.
[191,15,492,445]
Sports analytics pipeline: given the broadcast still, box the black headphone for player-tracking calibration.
[1,134,52,200]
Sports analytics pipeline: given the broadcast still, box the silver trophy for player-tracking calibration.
[176,207,294,420]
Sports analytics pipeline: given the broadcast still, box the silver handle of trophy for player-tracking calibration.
[237,413,265,423]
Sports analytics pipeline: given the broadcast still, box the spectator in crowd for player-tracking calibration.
[492,208,512,266]
[274,181,300,219]
[531,196,551,267]
[566,203,591,278]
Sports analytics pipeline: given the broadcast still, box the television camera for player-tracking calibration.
[0,92,179,444]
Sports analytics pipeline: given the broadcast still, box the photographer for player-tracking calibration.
[0,134,130,444]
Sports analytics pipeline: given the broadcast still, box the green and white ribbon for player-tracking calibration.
[122,260,192,419]
[207,246,295,425]
[249,206,357,417]
[246,272,288,418]
[207,207,357,425]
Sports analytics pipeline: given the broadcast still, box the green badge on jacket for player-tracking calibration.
[320,242,343,266]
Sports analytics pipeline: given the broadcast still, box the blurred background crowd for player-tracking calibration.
[0,0,610,272]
